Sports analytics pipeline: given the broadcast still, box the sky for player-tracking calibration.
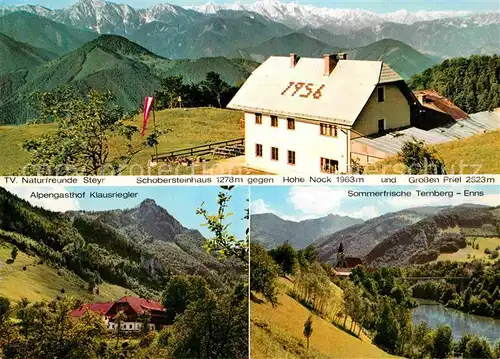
[250,185,500,221]
[1,0,498,12]
[4,185,248,239]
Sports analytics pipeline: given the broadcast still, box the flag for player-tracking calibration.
[142,96,155,136]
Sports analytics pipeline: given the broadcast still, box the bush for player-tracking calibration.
[157,327,172,348]
[494,341,500,359]
[11,247,18,261]
[250,242,279,306]
[455,334,474,356]
[463,336,494,359]
[469,296,492,316]
[139,332,156,348]
[269,242,297,276]
[432,325,453,359]
[398,139,445,175]
[492,300,500,318]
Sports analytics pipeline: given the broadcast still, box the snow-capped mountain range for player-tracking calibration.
[1,0,497,34]
[0,0,498,59]
[189,0,477,31]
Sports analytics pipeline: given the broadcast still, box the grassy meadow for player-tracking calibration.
[365,129,500,174]
[1,107,498,175]
[0,107,243,175]
[0,241,133,303]
[251,278,396,359]
[437,236,500,263]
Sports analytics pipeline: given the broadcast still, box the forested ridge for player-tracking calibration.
[0,186,249,358]
[408,261,500,318]
[365,205,500,266]
[408,55,500,113]
[0,187,241,297]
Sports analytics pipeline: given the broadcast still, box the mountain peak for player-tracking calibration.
[86,34,158,57]
[75,0,106,7]
[139,198,158,208]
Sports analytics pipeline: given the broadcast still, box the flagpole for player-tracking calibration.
[152,106,159,162]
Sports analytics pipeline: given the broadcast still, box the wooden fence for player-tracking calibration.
[152,138,244,162]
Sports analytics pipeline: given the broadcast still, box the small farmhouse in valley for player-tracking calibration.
[228,53,420,174]
[70,296,168,331]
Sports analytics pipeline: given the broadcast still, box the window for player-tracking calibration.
[377,86,385,102]
[320,123,338,137]
[287,118,295,130]
[320,157,338,174]
[255,113,262,124]
[378,119,385,132]
[271,115,278,127]
[255,144,263,157]
[287,150,296,165]
[129,324,133,329]
[271,147,279,161]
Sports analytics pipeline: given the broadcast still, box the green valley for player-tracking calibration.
[0,34,257,125]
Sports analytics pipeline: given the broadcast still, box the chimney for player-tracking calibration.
[323,54,337,76]
[290,53,298,68]
[338,52,347,60]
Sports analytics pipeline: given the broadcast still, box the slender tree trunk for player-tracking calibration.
[307,337,309,349]
[343,315,347,328]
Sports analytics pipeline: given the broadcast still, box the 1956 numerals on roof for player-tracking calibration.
[281,82,325,99]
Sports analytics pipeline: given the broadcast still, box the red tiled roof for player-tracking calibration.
[70,302,113,318]
[345,257,363,268]
[413,90,468,120]
[116,296,165,313]
[70,296,164,318]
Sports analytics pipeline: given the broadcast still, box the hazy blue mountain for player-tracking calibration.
[0,33,57,75]
[251,212,364,249]
[0,11,98,55]
[345,38,439,79]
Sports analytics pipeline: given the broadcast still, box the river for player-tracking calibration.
[412,300,500,343]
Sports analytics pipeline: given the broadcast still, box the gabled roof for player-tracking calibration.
[70,296,165,318]
[379,63,403,84]
[414,89,468,120]
[115,296,165,313]
[70,302,114,318]
[227,56,403,126]
[345,257,363,267]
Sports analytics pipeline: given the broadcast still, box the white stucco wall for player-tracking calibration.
[245,113,350,174]
[106,321,155,331]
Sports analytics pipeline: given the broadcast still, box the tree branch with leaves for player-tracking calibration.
[196,186,249,264]
[22,87,158,176]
